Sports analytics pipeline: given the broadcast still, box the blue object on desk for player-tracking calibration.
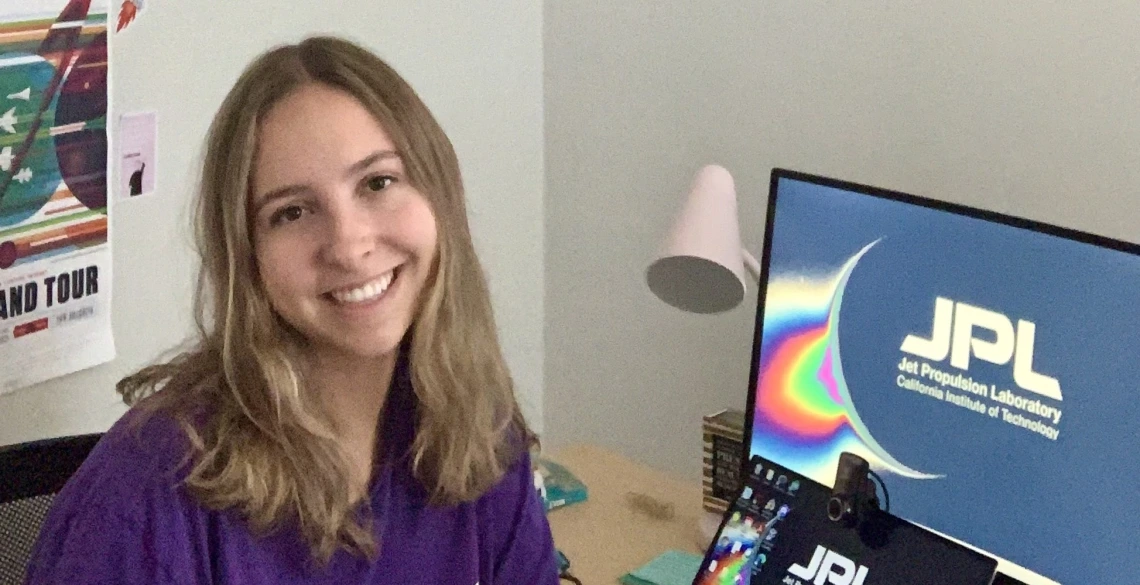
[534,457,588,512]
[619,550,704,585]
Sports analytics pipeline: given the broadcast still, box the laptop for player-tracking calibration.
[692,455,999,585]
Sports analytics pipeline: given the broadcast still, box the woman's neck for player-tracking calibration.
[308,350,398,494]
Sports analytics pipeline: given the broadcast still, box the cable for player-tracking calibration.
[559,570,583,585]
[557,548,582,585]
[868,470,890,513]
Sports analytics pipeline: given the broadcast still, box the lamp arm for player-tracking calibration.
[742,248,761,283]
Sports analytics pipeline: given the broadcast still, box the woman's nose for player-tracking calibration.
[320,204,374,268]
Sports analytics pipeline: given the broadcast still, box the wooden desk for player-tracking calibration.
[545,444,709,584]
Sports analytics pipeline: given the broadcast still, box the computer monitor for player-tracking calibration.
[743,169,1140,584]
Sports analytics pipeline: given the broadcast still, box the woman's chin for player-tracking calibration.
[311,331,407,363]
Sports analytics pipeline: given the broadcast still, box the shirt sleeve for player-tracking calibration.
[481,448,561,585]
[22,415,209,585]
[23,502,195,585]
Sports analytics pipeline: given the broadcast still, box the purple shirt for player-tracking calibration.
[23,362,560,585]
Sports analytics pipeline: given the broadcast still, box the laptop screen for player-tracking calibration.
[694,456,998,585]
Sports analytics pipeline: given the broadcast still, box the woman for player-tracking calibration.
[24,36,559,585]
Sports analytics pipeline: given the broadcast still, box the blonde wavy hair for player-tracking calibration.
[117,35,535,564]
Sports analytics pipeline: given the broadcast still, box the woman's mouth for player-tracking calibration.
[325,267,399,305]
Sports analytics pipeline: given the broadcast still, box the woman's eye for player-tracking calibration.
[366,175,394,192]
[270,205,305,225]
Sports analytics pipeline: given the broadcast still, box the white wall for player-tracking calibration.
[543,0,1140,479]
[0,0,545,445]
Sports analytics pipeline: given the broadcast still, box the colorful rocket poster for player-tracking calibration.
[0,0,114,394]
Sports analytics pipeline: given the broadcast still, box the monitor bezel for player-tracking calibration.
[740,167,1140,486]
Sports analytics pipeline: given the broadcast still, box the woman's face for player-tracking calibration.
[250,83,438,364]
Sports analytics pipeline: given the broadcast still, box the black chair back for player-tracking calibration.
[0,434,102,585]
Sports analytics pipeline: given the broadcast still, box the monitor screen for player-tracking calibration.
[744,169,1140,584]
[694,455,998,585]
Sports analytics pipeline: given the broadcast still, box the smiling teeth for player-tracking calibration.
[331,271,393,304]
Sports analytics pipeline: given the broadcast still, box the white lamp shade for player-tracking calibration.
[647,164,747,314]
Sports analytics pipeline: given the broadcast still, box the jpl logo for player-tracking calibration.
[787,545,868,585]
[900,297,1063,401]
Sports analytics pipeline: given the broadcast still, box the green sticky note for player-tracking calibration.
[620,550,705,585]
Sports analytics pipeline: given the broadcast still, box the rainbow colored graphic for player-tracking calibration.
[695,512,765,585]
[750,239,943,486]
[695,552,750,585]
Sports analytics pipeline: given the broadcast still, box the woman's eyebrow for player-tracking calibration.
[343,149,401,179]
[253,184,311,215]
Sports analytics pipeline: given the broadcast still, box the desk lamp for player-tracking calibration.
[646,164,760,314]
[645,164,760,545]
